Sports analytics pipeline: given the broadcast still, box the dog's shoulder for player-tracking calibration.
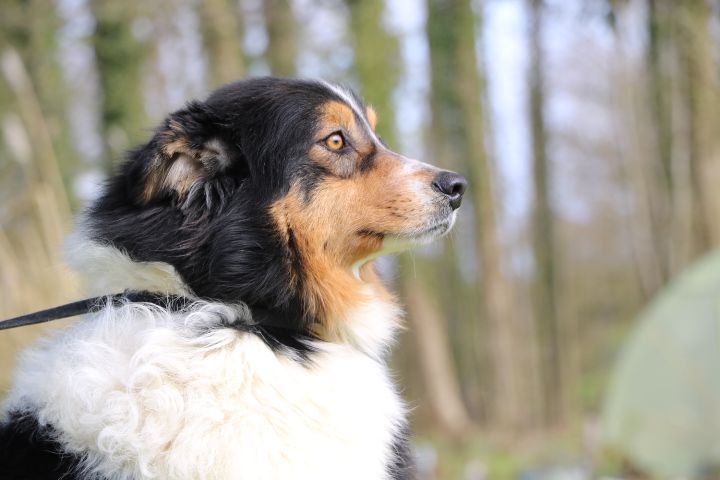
[4,300,408,479]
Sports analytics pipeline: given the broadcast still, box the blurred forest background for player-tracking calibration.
[2,0,720,478]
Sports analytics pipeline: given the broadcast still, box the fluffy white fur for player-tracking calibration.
[64,232,191,297]
[4,240,407,480]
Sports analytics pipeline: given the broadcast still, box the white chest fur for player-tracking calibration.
[4,301,407,480]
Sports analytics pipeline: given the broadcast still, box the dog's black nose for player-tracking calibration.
[432,171,467,210]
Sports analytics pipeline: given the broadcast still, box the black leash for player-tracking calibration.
[0,292,193,331]
[1,292,317,359]
[0,290,312,339]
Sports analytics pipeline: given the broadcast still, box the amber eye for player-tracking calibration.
[324,132,345,151]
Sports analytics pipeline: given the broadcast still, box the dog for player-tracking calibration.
[0,77,466,479]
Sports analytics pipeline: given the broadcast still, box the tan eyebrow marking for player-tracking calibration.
[321,101,358,132]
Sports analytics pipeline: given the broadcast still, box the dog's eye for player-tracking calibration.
[324,132,345,151]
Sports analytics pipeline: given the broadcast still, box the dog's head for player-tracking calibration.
[86,77,466,332]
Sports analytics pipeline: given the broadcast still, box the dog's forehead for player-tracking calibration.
[318,82,364,115]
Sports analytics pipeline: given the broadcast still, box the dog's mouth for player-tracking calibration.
[358,210,457,248]
[350,212,457,276]
[396,213,457,244]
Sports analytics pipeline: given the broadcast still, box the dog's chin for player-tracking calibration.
[404,209,458,243]
[409,214,456,243]
[359,210,455,257]
[350,212,457,277]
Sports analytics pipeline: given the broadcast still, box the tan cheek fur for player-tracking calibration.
[269,155,433,337]
[340,154,438,242]
[271,189,372,337]
[269,100,436,337]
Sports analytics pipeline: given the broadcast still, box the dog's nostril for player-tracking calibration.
[432,171,468,210]
[448,178,467,197]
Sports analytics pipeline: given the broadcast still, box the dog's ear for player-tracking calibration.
[139,102,235,205]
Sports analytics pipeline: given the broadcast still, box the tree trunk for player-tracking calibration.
[346,0,399,146]
[675,0,720,250]
[264,0,296,76]
[427,0,527,431]
[645,0,676,279]
[528,0,563,426]
[91,1,148,170]
[404,275,473,439]
[201,0,245,87]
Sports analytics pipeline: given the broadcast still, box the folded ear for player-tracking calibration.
[140,102,233,204]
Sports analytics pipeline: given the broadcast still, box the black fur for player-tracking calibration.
[387,423,415,480]
[87,78,362,346]
[0,412,85,480]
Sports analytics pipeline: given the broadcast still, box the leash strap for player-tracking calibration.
[0,292,191,331]
[0,292,301,333]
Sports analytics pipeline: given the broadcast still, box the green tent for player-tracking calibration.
[603,250,720,478]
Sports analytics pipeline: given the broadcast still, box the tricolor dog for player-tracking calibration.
[0,77,466,480]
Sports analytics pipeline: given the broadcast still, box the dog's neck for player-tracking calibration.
[309,263,402,357]
[65,233,401,358]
